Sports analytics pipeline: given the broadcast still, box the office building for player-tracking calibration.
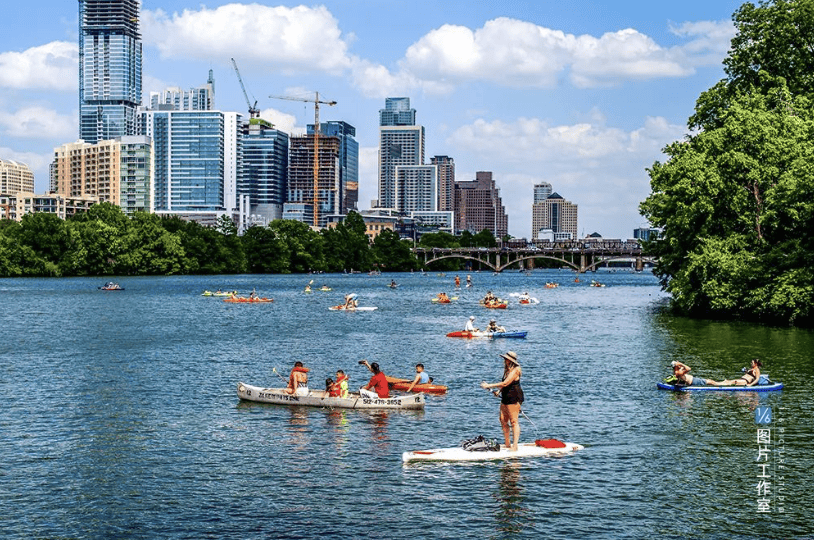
[79,0,142,144]
[51,136,152,213]
[241,118,289,223]
[307,121,358,214]
[431,155,455,212]
[139,110,241,217]
[532,190,578,241]
[287,133,340,228]
[454,171,508,237]
[0,159,35,195]
[149,71,216,111]
[533,182,553,203]
[377,98,424,210]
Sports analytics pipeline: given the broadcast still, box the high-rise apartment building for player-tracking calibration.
[532,190,578,241]
[0,159,35,195]
[139,110,241,216]
[149,71,216,111]
[307,121,358,214]
[454,171,508,238]
[431,155,455,212]
[287,134,341,228]
[79,0,142,144]
[51,136,152,213]
[533,182,553,204]
[377,98,424,210]
[241,118,289,223]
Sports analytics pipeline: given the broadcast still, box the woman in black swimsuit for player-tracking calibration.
[480,351,524,451]
[710,359,762,386]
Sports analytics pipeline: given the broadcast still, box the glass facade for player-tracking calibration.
[140,110,240,213]
[379,97,416,126]
[79,0,142,144]
[241,119,289,221]
[307,121,358,213]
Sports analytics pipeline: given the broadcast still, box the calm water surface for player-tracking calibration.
[1,270,812,539]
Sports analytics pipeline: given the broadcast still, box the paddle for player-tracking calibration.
[271,367,288,386]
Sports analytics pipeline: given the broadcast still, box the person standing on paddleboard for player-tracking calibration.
[481,351,524,452]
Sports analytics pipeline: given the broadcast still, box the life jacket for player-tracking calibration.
[330,374,348,397]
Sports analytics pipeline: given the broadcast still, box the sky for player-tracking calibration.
[0,0,747,239]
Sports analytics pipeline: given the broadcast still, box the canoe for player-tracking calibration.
[386,375,448,395]
[446,331,527,339]
[329,305,378,311]
[403,440,584,463]
[657,382,784,392]
[237,382,425,410]
[223,296,273,303]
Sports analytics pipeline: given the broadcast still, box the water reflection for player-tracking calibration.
[491,462,531,538]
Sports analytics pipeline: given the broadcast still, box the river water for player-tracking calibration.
[1,270,811,539]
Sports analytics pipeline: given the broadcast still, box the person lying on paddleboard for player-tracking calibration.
[286,361,309,396]
[359,360,389,398]
[707,359,762,386]
[343,293,358,310]
[486,319,506,333]
[670,361,709,386]
[480,351,524,452]
[405,363,433,393]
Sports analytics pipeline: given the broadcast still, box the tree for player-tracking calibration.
[242,224,288,273]
[371,228,419,271]
[320,212,371,272]
[641,71,814,324]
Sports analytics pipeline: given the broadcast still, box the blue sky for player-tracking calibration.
[0,0,745,239]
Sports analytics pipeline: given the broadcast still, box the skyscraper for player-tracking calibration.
[454,171,508,238]
[241,118,289,223]
[149,71,216,111]
[431,155,455,212]
[377,98,424,210]
[287,134,341,228]
[79,0,142,144]
[532,191,578,241]
[307,121,358,214]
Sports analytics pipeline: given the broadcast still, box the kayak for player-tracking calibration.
[446,331,527,339]
[403,440,584,463]
[385,376,448,395]
[202,290,236,297]
[518,298,539,304]
[431,297,458,303]
[657,382,784,392]
[329,305,378,311]
[237,382,425,410]
[483,303,508,309]
[319,287,332,291]
[223,296,273,303]
[99,286,124,291]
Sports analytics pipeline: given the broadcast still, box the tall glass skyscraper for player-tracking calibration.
[241,118,289,222]
[79,0,142,144]
[378,97,423,210]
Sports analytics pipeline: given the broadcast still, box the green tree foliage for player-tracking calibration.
[269,219,325,273]
[320,211,371,272]
[641,0,814,326]
[371,228,419,271]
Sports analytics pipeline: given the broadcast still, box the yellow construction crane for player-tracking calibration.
[269,92,337,227]
[231,58,260,119]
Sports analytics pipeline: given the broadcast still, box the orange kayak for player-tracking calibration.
[386,376,447,395]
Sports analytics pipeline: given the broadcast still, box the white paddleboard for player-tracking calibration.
[328,306,378,311]
[403,440,583,463]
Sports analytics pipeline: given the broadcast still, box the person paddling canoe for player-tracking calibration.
[359,360,389,398]
[285,361,309,396]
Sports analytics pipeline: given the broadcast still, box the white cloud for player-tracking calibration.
[0,106,76,140]
[0,147,52,172]
[357,146,379,209]
[356,17,735,97]
[257,107,301,136]
[142,4,352,74]
[0,41,77,91]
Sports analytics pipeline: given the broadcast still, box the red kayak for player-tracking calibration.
[386,376,447,395]
[483,302,508,309]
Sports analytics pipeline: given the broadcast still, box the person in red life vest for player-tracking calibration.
[329,369,349,398]
[359,360,389,398]
[285,361,309,396]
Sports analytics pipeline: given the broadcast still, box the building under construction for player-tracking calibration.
[287,134,341,228]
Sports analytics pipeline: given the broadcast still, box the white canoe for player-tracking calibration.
[402,440,583,463]
[237,382,424,410]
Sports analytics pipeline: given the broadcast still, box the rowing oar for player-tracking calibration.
[271,367,288,385]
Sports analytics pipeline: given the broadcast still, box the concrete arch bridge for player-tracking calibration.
[413,242,655,273]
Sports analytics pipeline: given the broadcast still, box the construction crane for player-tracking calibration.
[231,58,259,119]
[269,92,337,227]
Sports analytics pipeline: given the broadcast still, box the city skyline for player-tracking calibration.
[0,0,744,238]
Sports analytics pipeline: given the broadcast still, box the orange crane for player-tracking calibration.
[231,58,259,119]
[269,92,336,227]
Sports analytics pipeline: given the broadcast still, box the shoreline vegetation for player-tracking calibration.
[640,0,814,327]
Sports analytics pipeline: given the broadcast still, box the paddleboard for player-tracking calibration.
[657,382,783,392]
[328,306,378,311]
[403,440,583,463]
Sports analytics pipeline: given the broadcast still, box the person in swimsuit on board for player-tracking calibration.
[708,359,762,386]
[671,361,709,386]
[285,361,309,396]
[480,351,524,451]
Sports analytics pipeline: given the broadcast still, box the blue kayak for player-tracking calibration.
[657,382,783,392]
